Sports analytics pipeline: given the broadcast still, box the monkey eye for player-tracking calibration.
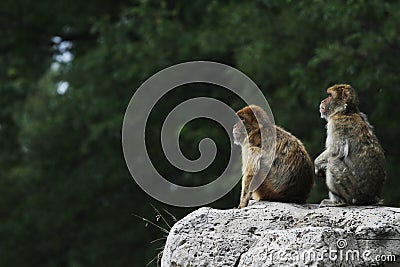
[239,116,245,122]
[327,93,332,97]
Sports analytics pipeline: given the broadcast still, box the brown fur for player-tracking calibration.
[233,105,314,208]
[315,84,386,205]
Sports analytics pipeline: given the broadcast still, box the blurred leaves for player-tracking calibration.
[0,0,400,266]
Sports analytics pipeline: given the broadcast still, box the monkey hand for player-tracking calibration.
[237,204,245,209]
[315,165,326,177]
[237,202,248,209]
[314,151,328,177]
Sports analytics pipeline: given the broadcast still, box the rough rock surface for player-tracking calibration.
[161,201,400,266]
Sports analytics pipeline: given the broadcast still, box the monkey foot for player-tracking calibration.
[318,199,348,208]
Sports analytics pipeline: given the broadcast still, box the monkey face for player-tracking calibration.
[233,108,254,146]
[233,119,246,145]
[319,95,332,119]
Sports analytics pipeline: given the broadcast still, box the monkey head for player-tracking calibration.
[319,84,359,120]
[233,105,270,146]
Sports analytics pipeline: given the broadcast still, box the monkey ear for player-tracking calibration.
[342,89,351,102]
[253,109,262,124]
[253,109,261,118]
[253,109,269,126]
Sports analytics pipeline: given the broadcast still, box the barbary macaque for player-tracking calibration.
[315,84,386,205]
[233,105,314,208]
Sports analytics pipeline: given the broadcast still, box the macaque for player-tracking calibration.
[315,84,386,206]
[233,105,314,208]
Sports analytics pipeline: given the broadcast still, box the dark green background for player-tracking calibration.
[1,1,399,266]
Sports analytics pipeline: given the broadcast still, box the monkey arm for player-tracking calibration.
[238,147,261,208]
[238,174,252,208]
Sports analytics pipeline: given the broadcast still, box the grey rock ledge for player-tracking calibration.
[161,201,400,267]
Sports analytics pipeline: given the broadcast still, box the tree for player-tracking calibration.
[1,1,399,266]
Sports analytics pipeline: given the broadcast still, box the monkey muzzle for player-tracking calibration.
[319,103,326,119]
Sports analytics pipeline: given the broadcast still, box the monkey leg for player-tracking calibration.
[325,157,357,205]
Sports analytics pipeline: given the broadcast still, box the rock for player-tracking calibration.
[161,201,400,266]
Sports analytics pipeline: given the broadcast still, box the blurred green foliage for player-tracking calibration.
[1,0,399,266]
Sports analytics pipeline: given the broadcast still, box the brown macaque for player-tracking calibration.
[233,105,314,208]
[315,84,386,206]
